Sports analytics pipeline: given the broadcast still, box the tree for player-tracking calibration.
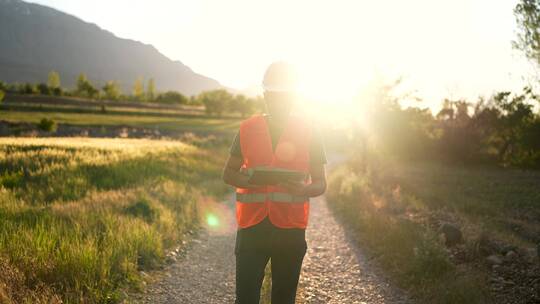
[434,99,483,162]
[228,94,256,117]
[199,89,233,116]
[76,73,88,93]
[155,91,188,104]
[76,73,98,98]
[0,90,4,103]
[133,77,145,101]
[147,78,156,102]
[47,70,61,89]
[102,81,121,101]
[491,90,537,164]
[51,87,63,96]
[188,95,202,106]
[22,83,37,95]
[514,0,540,66]
[37,83,51,95]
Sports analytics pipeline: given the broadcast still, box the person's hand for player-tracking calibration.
[277,180,308,196]
[236,168,264,189]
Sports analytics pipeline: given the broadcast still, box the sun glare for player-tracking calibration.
[206,214,219,227]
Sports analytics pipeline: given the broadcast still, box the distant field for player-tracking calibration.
[4,94,205,112]
[2,102,206,117]
[386,162,540,246]
[0,107,241,133]
[0,107,240,137]
[0,137,231,303]
[0,94,243,135]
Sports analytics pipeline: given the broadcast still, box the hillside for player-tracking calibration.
[0,0,223,95]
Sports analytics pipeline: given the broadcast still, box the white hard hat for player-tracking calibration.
[262,61,299,92]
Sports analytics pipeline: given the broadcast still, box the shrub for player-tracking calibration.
[124,199,159,223]
[37,118,57,133]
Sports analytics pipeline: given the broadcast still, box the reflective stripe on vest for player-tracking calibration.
[236,192,309,203]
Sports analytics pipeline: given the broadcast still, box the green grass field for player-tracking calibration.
[385,162,540,246]
[0,94,243,137]
[327,159,540,304]
[0,107,241,133]
[0,137,231,303]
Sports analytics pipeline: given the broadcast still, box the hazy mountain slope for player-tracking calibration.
[0,0,223,95]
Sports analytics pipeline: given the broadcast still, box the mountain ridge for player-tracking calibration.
[0,0,224,96]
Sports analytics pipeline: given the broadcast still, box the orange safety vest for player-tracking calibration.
[236,113,312,229]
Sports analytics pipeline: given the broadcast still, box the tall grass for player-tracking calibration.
[327,164,489,304]
[0,138,230,303]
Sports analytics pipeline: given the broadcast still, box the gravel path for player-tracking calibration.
[130,193,238,303]
[131,155,412,303]
[297,195,411,304]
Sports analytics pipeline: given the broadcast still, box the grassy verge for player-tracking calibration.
[327,161,495,303]
[0,137,231,303]
[385,162,540,247]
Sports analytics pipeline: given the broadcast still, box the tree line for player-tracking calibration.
[349,82,540,169]
[0,71,264,117]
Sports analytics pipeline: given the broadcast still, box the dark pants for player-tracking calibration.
[234,216,307,304]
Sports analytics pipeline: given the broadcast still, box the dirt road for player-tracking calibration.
[131,156,412,303]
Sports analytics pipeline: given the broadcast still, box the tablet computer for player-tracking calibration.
[247,167,307,186]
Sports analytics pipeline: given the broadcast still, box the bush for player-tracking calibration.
[124,199,159,223]
[0,90,4,102]
[155,91,188,104]
[37,118,57,133]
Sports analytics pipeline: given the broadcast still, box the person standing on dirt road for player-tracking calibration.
[222,61,327,304]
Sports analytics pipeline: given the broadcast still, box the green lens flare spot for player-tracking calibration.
[206,214,219,227]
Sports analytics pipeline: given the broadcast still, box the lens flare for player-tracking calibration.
[197,195,236,235]
[206,214,219,227]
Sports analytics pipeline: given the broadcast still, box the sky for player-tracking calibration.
[28,0,538,112]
